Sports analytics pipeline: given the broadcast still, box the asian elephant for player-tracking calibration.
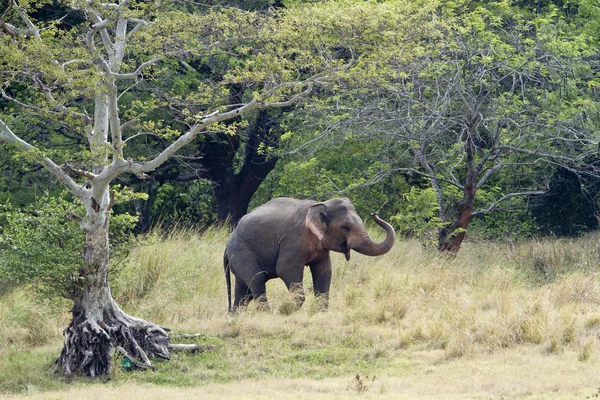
[224,197,396,312]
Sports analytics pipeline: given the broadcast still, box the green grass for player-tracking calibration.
[3,228,600,398]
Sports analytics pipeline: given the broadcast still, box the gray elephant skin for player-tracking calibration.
[224,197,396,311]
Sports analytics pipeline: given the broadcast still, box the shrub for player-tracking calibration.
[0,193,137,299]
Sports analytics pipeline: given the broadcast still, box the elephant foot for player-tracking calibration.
[255,294,271,312]
[314,292,329,311]
[288,283,306,310]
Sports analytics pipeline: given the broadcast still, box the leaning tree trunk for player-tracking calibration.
[438,205,473,253]
[438,129,477,253]
[56,189,170,376]
[438,180,475,253]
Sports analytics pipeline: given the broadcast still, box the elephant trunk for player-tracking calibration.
[352,213,396,257]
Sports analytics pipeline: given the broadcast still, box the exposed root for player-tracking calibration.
[56,300,170,377]
[115,346,155,370]
[168,343,215,352]
[56,293,211,377]
[171,333,206,339]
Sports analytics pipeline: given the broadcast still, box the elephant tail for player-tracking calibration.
[224,251,232,312]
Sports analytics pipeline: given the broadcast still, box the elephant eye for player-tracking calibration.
[341,225,351,232]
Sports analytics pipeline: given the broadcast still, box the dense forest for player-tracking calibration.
[1,0,600,377]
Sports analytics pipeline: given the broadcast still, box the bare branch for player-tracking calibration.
[13,0,40,39]
[499,144,595,164]
[475,158,503,191]
[88,12,113,56]
[109,98,263,177]
[62,164,96,181]
[1,88,47,113]
[62,59,89,68]
[0,1,15,36]
[112,56,163,79]
[472,190,547,217]
[127,18,150,37]
[260,84,314,107]
[91,18,110,31]
[123,131,157,143]
[0,119,91,199]
[167,343,215,352]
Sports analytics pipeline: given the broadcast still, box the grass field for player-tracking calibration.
[2,227,600,399]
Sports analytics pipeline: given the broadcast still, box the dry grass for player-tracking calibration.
[3,228,600,398]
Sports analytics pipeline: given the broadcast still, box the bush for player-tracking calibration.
[0,193,138,299]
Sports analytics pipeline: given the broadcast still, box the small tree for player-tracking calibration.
[0,0,395,376]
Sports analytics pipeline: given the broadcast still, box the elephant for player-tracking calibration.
[224,197,396,312]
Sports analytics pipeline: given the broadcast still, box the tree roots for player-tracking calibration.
[56,300,170,377]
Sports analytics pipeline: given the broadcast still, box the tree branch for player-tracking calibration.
[62,164,96,181]
[13,0,40,39]
[127,18,150,37]
[106,75,322,179]
[0,119,91,199]
[472,190,546,217]
[475,157,503,191]
[88,12,113,56]
[112,56,163,79]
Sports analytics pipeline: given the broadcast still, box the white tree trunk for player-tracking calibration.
[56,186,170,376]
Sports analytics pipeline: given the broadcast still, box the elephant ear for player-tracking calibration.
[305,203,328,241]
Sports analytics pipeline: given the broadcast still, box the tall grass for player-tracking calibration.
[110,228,600,358]
[2,227,600,395]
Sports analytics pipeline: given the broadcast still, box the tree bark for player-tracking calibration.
[150,108,281,227]
[438,202,473,253]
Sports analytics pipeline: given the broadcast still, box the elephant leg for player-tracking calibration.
[233,279,253,311]
[247,271,270,311]
[277,258,306,310]
[285,281,306,310]
[309,257,332,310]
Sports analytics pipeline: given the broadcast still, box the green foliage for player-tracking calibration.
[530,168,600,237]
[471,208,539,241]
[0,194,139,299]
[149,181,217,229]
[0,196,85,299]
[391,187,446,248]
[253,138,409,219]
[1,0,599,255]
[290,0,600,247]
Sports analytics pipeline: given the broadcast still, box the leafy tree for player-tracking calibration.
[124,0,440,226]
[0,196,84,298]
[391,186,445,249]
[259,138,407,217]
[0,193,137,299]
[0,0,390,376]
